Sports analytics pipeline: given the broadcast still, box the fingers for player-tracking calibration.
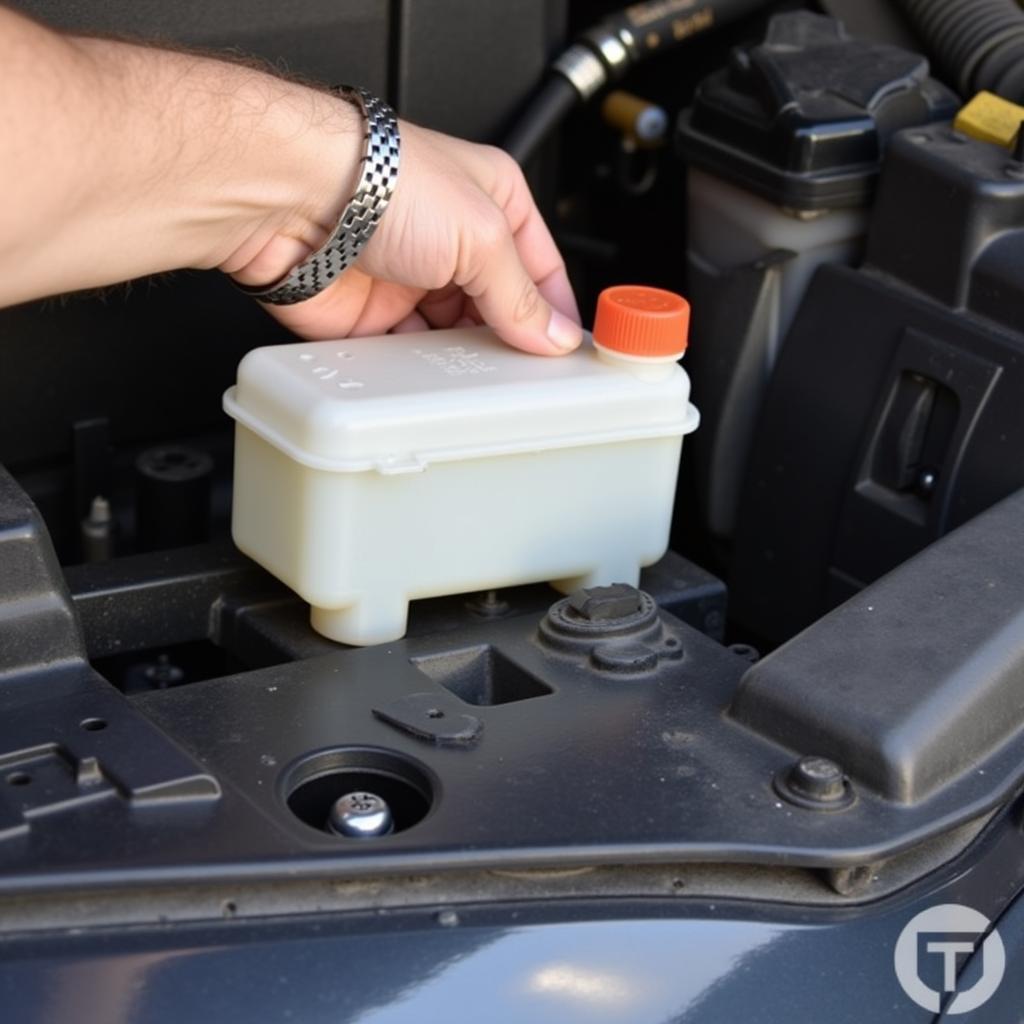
[458,148,582,354]
[416,282,467,329]
[497,156,581,328]
[456,204,582,356]
[261,269,423,342]
[392,310,430,333]
[263,269,372,340]
[245,123,582,355]
[512,214,581,337]
[348,279,423,337]
[353,282,475,336]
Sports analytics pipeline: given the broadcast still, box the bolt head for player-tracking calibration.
[328,791,394,838]
[788,756,846,801]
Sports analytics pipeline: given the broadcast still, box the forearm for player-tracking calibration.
[0,7,581,355]
[0,7,359,306]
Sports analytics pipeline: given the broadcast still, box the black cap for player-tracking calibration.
[676,11,959,210]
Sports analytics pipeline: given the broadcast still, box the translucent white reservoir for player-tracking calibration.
[224,318,698,646]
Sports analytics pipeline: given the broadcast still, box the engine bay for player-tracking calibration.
[3,1,1024,1020]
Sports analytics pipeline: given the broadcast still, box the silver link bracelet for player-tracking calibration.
[236,86,401,306]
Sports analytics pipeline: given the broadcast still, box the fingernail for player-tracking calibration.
[547,310,583,353]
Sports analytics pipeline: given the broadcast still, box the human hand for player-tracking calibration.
[225,115,583,356]
[0,8,579,351]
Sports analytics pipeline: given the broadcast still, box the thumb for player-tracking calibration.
[459,209,582,356]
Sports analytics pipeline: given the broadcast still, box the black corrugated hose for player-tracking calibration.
[898,0,1024,102]
[502,0,771,165]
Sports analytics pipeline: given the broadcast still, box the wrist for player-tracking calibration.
[216,86,364,286]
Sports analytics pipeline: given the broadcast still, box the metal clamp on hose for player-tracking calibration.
[502,0,770,164]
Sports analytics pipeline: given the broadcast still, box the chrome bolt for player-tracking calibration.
[327,791,394,838]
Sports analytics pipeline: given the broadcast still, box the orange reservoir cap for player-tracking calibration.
[592,285,690,360]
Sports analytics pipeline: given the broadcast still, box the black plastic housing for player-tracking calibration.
[676,11,958,209]
[732,125,1024,641]
[2,465,1024,894]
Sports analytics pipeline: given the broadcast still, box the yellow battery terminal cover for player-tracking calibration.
[954,91,1024,148]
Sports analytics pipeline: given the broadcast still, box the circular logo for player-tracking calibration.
[894,903,1005,1014]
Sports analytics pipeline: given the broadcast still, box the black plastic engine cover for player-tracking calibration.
[3,468,1024,892]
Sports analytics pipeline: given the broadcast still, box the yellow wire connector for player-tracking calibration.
[953,91,1024,149]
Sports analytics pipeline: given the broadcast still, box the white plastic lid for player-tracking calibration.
[224,327,698,474]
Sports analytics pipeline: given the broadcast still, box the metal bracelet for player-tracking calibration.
[236,85,401,306]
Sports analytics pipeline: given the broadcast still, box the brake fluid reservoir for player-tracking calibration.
[223,286,698,646]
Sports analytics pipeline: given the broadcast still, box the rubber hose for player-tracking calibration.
[598,0,771,60]
[502,76,579,166]
[899,0,1024,102]
[502,0,772,165]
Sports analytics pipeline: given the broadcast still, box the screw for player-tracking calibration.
[327,791,394,838]
[785,756,849,804]
[568,584,643,621]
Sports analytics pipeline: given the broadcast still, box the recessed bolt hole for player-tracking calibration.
[221,900,238,917]
[7,772,31,786]
[285,750,434,838]
[664,638,679,647]
[426,708,445,719]
[81,718,108,732]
